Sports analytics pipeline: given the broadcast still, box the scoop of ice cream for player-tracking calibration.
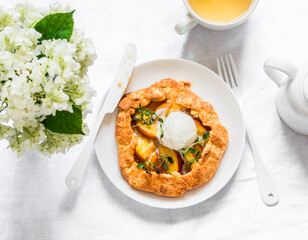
[158,111,197,150]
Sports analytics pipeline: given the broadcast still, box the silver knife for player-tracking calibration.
[65,43,137,189]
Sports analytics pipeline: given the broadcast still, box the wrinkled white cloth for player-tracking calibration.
[1,0,308,239]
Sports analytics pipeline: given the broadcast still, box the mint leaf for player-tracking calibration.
[163,161,169,170]
[203,131,210,140]
[34,10,75,42]
[137,163,144,168]
[188,148,196,153]
[42,105,84,135]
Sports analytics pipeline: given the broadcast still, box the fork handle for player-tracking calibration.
[245,118,279,206]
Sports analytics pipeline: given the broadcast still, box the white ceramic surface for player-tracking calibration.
[94,58,245,209]
[264,57,308,135]
[175,0,259,34]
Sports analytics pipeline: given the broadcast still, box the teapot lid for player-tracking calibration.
[304,74,308,103]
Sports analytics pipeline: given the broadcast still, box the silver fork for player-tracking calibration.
[217,54,279,206]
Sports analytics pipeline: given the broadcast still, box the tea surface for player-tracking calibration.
[189,0,252,22]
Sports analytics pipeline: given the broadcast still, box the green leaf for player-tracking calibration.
[160,123,164,138]
[163,161,169,170]
[188,148,196,153]
[137,163,144,168]
[203,131,210,140]
[37,52,46,59]
[158,117,164,123]
[149,162,155,168]
[42,105,84,135]
[34,10,75,42]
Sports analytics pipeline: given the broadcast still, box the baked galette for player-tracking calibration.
[115,79,228,197]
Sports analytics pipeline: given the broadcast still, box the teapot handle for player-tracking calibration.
[263,57,298,87]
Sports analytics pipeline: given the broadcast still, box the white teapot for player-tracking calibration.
[264,57,308,135]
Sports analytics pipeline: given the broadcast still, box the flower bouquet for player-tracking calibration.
[0,4,96,155]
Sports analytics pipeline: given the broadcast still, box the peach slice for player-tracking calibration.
[194,119,207,137]
[146,101,164,111]
[158,145,181,174]
[155,102,183,117]
[135,136,157,161]
[184,144,203,164]
[147,152,159,168]
[137,123,157,138]
[133,111,157,138]
[182,120,207,164]
[168,103,183,115]
[155,102,170,113]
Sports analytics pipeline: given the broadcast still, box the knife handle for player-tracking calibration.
[65,43,136,189]
[65,108,107,189]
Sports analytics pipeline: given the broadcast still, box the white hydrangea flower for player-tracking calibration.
[0,4,96,155]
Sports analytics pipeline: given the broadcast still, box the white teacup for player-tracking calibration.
[175,0,259,35]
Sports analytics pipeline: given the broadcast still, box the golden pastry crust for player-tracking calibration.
[115,79,229,197]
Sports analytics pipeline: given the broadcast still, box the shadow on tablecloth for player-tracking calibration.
[277,118,308,174]
[90,150,249,224]
[181,21,250,73]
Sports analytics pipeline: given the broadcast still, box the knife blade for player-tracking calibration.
[65,43,137,189]
[101,43,137,114]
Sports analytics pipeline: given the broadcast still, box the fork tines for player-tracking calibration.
[217,54,239,88]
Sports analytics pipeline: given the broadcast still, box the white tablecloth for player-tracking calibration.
[1,0,308,239]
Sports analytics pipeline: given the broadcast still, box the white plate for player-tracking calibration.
[95,59,245,209]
